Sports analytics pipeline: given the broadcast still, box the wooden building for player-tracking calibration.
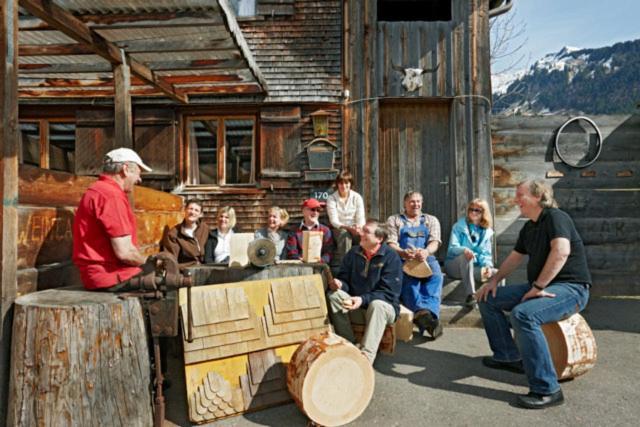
[345,0,495,254]
[2,0,501,415]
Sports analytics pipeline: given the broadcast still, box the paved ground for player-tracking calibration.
[165,296,640,427]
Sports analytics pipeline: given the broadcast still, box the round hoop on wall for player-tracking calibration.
[554,116,603,168]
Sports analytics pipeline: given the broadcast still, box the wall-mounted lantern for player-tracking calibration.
[310,110,331,138]
[304,110,338,181]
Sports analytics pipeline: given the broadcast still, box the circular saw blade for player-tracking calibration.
[247,238,277,267]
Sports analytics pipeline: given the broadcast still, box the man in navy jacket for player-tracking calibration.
[327,219,403,363]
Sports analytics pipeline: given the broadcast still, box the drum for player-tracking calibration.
[542,313,597,380]
[287,332,374,426]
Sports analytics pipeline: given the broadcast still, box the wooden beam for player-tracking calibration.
[19,0,188,104]
[114,63,132,148]
[1,0,20,418]
[19,43,94,56]
[217,0,268,93]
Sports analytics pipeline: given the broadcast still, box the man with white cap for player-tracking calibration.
[72,148,153,290]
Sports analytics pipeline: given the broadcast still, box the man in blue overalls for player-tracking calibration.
[387,191,444,338]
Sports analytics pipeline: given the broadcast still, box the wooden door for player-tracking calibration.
[378,101,452,257]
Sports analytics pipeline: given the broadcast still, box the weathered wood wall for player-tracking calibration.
[16,165,183,296]
[345,0,493,257]
[492,114,640,296]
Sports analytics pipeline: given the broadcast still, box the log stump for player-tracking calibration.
[8,289,153,427]
[542,312,597,380]
[287,332,374,427]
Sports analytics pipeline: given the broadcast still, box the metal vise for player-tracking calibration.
[128,252,194,339]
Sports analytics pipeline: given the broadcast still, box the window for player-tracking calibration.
[19,120,76,173]
[186,116,256,186]
[229,0,256,17]
[378,0,451,22]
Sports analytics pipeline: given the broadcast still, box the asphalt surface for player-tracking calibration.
[165,296,640,427]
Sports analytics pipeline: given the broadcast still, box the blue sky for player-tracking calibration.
[492,0,640,73]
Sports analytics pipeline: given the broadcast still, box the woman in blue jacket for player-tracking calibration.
[445,198,498,306]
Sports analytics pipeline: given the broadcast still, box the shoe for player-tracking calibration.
[516,390,564,409]
[464,294,477,308]
[427,319,443,339]
[482,356,524,374]
[413,309,433,331]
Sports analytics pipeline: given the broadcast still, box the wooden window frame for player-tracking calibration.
[19,117,75,171]
[183,114,257,188]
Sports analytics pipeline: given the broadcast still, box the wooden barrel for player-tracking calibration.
[8,289,153,427]
[542,313,597,380]
[287,332,374,426]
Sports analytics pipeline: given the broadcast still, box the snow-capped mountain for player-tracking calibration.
[491,39,640,115]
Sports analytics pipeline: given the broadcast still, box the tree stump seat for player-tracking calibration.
[8,289,153,427]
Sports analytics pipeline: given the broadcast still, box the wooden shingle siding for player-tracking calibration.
[239,0,342,102]
[492,114,640,295]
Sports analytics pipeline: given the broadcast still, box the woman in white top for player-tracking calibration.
[254,206,290,261]
[204,206,236,264]
[326,170,366,268]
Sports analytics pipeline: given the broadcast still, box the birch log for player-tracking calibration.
[7,289,153,426]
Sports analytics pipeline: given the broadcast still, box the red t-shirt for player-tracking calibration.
[72,175,141,289]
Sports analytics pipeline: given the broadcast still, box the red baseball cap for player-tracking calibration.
[302,198,323,209]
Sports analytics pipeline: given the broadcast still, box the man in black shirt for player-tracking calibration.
[476,180,591,409]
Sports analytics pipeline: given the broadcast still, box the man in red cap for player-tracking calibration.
[285,198,334,263]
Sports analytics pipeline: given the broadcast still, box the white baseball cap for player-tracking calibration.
[105,148,152,172]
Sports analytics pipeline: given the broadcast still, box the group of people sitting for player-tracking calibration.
[73,148,591,410]
[163,170,502,346]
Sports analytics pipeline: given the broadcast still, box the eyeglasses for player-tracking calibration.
[309,208,321,212]
[468,208,483,214]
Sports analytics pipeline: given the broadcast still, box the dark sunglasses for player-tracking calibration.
[468,208,483,214]
[309,208,321,212]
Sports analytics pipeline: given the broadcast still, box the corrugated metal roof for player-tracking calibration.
[52,0,217,14]
[18,0,267,102]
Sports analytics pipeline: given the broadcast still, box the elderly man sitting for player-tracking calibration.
[286,198,334,264]
[327,219,403,363]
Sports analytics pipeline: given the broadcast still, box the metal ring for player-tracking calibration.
[554,116,603,168]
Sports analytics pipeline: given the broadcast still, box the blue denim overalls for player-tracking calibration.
[398,215,443,317]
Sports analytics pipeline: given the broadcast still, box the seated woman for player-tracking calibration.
[204,206,236,264]
[161,199,210,268]
[444,198,498,307]
[326,170,365,269]
[254,206,290,261]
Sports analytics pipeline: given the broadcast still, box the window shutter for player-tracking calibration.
[134,109,176,176]
[260,106,302,177]
[75,110,115,176]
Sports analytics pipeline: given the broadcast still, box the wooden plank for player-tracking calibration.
[114,62,132,148]
[133,109,176,176]
[1,1,20,418]
[19,0,188,104]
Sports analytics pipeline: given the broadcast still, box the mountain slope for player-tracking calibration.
[492,39,640,115]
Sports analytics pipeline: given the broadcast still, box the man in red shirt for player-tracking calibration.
[72,148,152,290]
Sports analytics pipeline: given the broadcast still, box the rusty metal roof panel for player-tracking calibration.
[18,0,267,102]
[50,0,217,14]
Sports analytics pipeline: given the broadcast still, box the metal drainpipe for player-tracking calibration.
[463,2,474,203]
